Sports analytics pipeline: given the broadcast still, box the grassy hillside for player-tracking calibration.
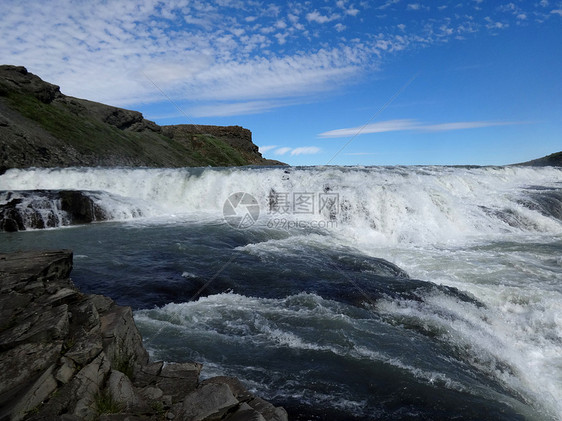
[0,65,282,170]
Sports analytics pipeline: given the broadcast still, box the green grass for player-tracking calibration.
[191,134,249,166]
[94,389,123,415]
[5,91,258,168]
[113,353,134,379]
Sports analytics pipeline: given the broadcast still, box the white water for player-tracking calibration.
[2,165,562,418]
[1,166,561,241]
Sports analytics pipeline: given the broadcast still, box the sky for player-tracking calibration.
[1,0,561,166]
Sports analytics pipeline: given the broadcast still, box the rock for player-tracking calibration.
[139,385,164,401]
[70,352,111,420]
[0,250,287,421]
[0,190,110,232]
[0,65,282,170]
[0,65,61,104]
[107,370,150,412]
[59,190,107,224]
[225,403,266,421]
[40,287,79,307]
[247,397,289,421]
[64,331,103,366]
[0,303,69,350]
[0,249,73,293]
[156,362,201,402]
[9,364,58,421]
[56,356,77,384]
[90,294,114,313]
[135,361,163,387]
[69,298,101,333]
[200,376,254,402]
[100,305,149,378]
[178,383,239,421]
[0,342,61,400]
[515,151,562,167]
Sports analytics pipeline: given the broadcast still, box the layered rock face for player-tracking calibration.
[0,250,287,421]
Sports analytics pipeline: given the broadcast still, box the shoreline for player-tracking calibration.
[0,249,287,421]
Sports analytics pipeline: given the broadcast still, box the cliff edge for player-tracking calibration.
[0,250,287,421]
[0,65,285,171]
[514,151,562,167]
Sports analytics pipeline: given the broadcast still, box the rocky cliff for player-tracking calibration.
[0,65,285,171]
[0,250,287,421]
[514,151,562,167]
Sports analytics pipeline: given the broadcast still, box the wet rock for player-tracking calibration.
[0,190,109,231]
[59,190,107,224]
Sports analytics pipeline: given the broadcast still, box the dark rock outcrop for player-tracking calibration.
[0,190,110,232]
[0,250,287,421]
[0,65,62,104]
[0,65,286,170]
[514,151,562,167]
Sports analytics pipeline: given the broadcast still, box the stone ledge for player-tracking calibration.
[0,250,287,421]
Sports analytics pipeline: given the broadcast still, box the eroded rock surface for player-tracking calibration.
[0,250,287,421]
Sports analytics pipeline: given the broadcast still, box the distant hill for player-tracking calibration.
[0,65,285,172]
[515,151,562,167]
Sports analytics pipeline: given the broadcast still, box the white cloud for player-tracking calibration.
[306,11,340,23]
[188,100,284,117]
[319,119,419,137]
[319,119,524,138]
[551,9,562,16]
[418,121,521,132]
[259,145,279,153]
[265,146,322,156]
[0,0,549,118]
[335,23,346,32]
[274,147,292,155]
[291,146,322,155]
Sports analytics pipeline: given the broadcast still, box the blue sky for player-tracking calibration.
[1,1,561,165]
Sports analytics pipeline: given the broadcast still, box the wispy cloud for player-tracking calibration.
[319,119,418,137]
[319,119,525,138]
[188,101,283,117]
[274,147,292,156]
[259,145,279,153]
[266,146,322,156]
[0,0,553,116]
[291,146,322,155]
